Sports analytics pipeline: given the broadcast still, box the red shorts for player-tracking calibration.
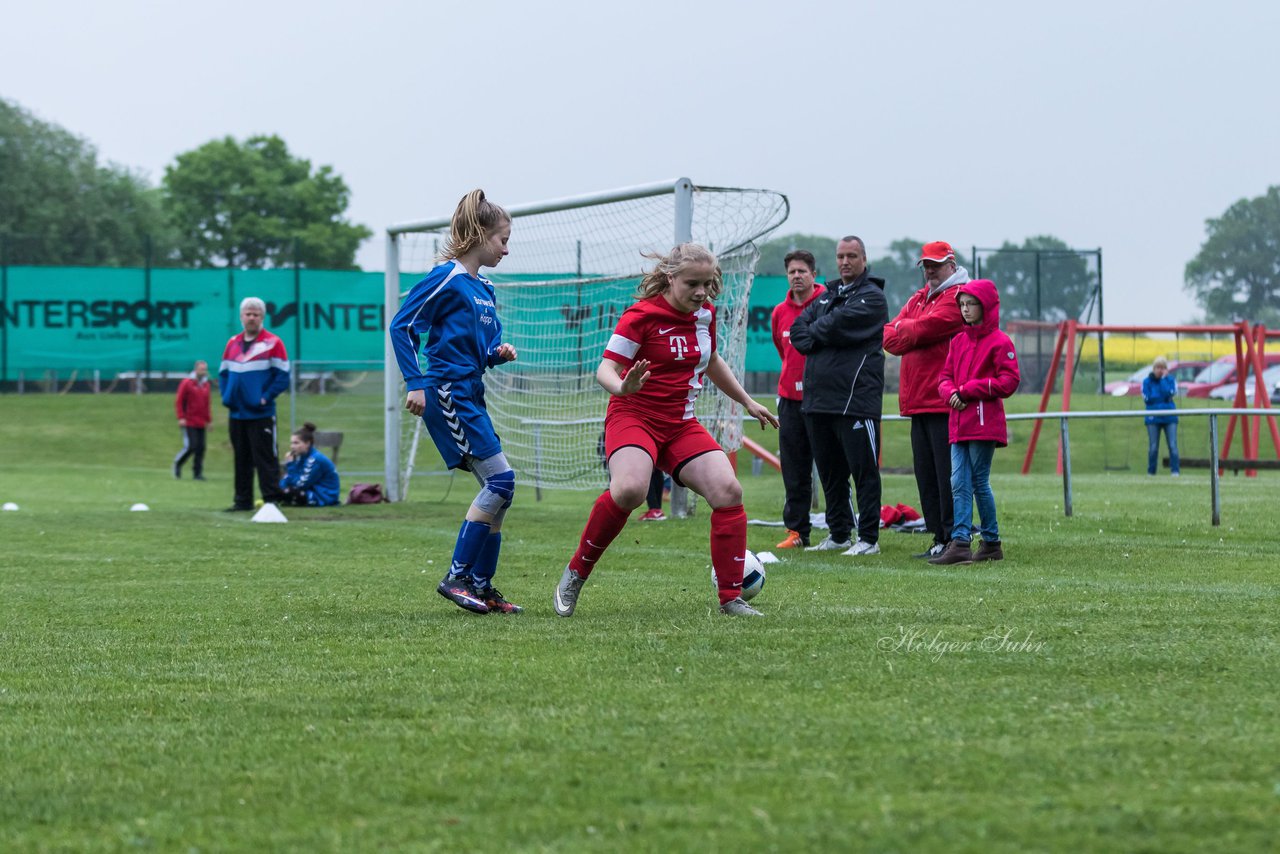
[603,410,723,485]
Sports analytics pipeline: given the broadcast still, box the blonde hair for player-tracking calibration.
[442,189,510,261]
[1153,356,1169,369]
[637,243,722,300]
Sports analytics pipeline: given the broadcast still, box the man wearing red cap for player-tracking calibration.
[883,241,968,558]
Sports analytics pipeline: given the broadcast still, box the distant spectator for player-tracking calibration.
[790,235,888,556]
[220,296,289,511]
[770,249,826,549]
[882,241,968,559]
[1143,356,1180,476]
[173,359,211,481]
[280,422,341,506]
[930,280,1021,566]
[640,468,668,521]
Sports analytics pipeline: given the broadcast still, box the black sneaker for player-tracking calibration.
[437,575,490,614]
[913,541,946,560]
[475,584,522,614]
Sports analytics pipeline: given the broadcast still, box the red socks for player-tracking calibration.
[571,495,746,605]
[710,504,747,605]
[569,490,632,578]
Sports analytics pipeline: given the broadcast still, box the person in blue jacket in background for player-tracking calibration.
[220,296,290,511]
[279,422,340,507]
[1143,356,1180,476]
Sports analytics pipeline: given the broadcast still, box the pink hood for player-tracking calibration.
[938,279,1021,446]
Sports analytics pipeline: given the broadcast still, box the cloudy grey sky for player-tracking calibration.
[5,0,1277,324]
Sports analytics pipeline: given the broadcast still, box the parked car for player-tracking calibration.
[1105,359,1208,396]
[1181,352,1280,398]
[1207,363,1280,401]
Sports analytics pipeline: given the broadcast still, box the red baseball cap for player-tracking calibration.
[916,241,955,265]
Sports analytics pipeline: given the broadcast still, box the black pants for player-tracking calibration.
[778,397,814,539]
[911,413,954,544]
[174,426,207,477]
[806,413,881,544]
[646,468,665,510]
[229,416,285,507]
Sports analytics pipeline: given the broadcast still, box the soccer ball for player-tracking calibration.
[711,550,766,602]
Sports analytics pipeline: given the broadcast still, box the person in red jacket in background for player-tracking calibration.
[929,279,1021,566]
[882,241,967,559]
[770,249,826,548]
[173,359,212,480]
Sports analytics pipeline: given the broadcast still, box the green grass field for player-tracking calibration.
[1,394,1276,852]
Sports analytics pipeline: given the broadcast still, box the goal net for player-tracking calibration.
[383,178,789,500]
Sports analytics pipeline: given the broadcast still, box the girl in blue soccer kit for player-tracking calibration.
[389,189,521,615]
[279,422,341,507]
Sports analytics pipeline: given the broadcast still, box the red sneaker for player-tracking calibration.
[640,508,666,522]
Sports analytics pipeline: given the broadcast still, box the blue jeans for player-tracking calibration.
[1147,422,1179,474]
[950,441,998,543]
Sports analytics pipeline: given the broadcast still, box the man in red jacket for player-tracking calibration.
[882,241,967,558]
[173,359,212,480]
[770,250,826,548]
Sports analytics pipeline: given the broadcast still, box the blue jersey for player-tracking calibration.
[279,448,340,506]
[390,260,505,391]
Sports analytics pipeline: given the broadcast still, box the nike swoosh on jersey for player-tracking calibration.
[658,327,676,334]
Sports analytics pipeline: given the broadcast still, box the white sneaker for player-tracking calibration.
[805,536,852,551]
[842,540,880,556]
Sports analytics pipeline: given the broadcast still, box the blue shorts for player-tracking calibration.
[422,377,502,470]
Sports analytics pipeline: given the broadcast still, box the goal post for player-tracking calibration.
[383,178,789,502]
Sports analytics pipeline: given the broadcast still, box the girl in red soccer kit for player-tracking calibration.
[554,243,779,617]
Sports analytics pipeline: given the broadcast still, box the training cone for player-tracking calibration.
[2,502,18,511]
[251,502,288,523]
[130,503,150,512]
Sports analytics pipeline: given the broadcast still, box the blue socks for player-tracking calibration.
[448,522,503,591]
[448,520,491,580]
[472,532,502,590]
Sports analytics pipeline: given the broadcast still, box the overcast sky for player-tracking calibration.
[5,0,1278,324]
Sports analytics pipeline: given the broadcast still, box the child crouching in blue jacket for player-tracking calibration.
[280,422,340,507]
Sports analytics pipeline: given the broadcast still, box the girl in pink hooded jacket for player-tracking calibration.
[929,279,1021,565]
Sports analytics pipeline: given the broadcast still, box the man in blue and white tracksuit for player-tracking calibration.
[220,296,290,511]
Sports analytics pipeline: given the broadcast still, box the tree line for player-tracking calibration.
[2,94,1276,323]
[0,97,370,270]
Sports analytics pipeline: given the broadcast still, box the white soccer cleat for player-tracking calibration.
[842,540,880,556]
[719,597,764,617]
[555,565,586,617]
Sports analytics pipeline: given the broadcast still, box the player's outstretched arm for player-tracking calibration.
[597,357,650,396]
[705,354,778,430]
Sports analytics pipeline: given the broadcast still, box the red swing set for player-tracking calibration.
[1022,320,1280,475]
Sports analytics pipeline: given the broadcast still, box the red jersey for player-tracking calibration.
[602,294,717,423]
[770,283,826,400]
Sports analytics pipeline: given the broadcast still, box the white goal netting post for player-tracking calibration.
[383,178,789,503]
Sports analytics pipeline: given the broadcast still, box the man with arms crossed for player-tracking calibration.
[790,236,888,556]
